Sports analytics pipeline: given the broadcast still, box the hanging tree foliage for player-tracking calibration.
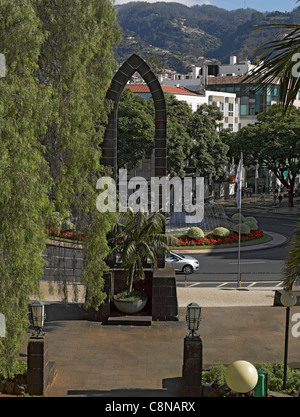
[0,0,53,378]
[36,0,121,308]
[0,0,121,377]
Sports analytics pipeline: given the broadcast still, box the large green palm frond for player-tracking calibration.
[245,22,300,113]
[283,224,300,291]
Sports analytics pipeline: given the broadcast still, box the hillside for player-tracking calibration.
[115,2,300,72]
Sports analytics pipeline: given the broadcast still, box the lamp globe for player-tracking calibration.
[280,291,297,307]
[225,360,258,394]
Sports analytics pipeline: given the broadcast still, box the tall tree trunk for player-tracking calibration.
[129,262,135,293]
[288,189,294,207]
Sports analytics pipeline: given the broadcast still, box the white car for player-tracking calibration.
[165,251,199,274]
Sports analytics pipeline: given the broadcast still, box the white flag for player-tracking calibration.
[236,154,243,209]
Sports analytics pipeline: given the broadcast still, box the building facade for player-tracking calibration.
[125,83,240,132]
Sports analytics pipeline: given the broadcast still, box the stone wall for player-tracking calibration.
[40,242,178,322]
[43,240,83,283]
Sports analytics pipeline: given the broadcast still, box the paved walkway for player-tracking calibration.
[23,302,298,398]
[23,199,299,397]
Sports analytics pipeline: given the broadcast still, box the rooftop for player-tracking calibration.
[207,75,247,85]
[207,75,281,86]
[125,83,199,96]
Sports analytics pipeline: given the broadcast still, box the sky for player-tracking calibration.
[114,0,298,13]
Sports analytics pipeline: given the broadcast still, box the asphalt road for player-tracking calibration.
[175,214,299,289]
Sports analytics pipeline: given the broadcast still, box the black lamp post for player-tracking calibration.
[186,302,202,337]
[27,300,56,395]
[30,300,46,338]
[182,302,203,396]
[280,290,297,390]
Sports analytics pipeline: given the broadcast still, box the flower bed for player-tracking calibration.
[45,227,264,247]
[46,228,84,241]
[176,229,264,247]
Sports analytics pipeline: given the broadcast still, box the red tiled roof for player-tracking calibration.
[125,83,198,95]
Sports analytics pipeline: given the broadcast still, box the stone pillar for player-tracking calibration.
[27,335,56,396]
[152,264,178,321]
[181,336,203,397]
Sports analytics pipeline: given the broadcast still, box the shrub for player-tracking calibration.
[117,290,147,301]
[61,219,75,231]
[212,227,230,237]
[232,213,245,222]
[256,362,300,395]
[244,216,257,224]
[47,211,62,231]
[202,364,227,385]
[203,362,300,395]
[244,220,258,231]
[187,227,205,239]
[233,223,250,235]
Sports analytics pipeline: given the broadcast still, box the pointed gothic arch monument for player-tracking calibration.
[102,54,167,180]
[102,55,178,322]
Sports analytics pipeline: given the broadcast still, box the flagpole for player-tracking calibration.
[237,152,243,288]
[238,204,241,288]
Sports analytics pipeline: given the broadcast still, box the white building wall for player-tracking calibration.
[171,91,240,132]
[219,56,255,77]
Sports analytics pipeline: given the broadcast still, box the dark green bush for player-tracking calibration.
[203,362,300,395]
[202,364,227,385]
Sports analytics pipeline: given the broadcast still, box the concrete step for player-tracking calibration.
[106,315,152,326]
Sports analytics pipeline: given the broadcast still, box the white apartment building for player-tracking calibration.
[125,83,240,132]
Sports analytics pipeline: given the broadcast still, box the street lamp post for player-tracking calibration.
[185,302,202,337]
[27,300,56,395]
[30,300,46,338]
[181,302,203,396]
[280,290,297,390]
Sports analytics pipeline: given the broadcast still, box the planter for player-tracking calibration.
[113,293,148,314]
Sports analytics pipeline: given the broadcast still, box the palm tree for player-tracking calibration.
[245,1,300,113]
[109,210,176,293]
[283,224,300,291]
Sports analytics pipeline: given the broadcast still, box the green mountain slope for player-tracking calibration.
[115,2,300,71]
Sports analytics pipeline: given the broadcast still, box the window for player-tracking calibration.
[240,104,248,116]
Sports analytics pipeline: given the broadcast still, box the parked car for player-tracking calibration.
[165,251,199,274]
